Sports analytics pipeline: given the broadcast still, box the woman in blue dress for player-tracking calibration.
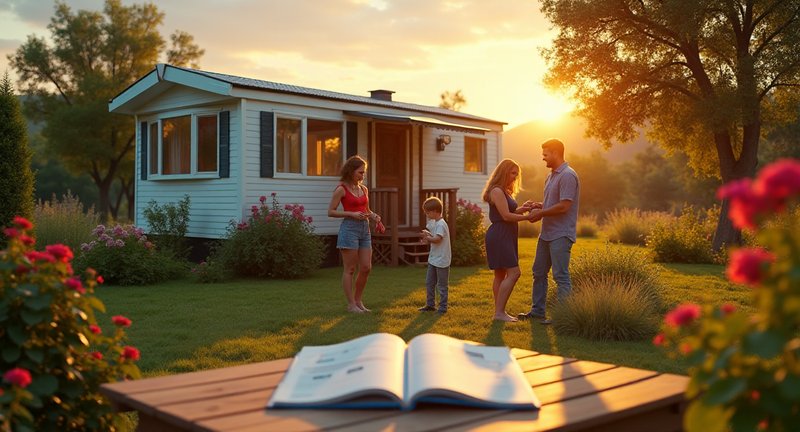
[482,159,536,322]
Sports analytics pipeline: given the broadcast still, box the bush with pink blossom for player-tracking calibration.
[451,198,487,266]
[1,217,141,431]
[655,159,800,431]
[214,193,324,279]
[74,223,186,285]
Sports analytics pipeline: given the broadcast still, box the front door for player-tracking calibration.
[374,123,408,226]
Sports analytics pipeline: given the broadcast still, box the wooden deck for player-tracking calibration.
[101,349,689,431]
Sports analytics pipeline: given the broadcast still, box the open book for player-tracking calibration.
[266,333,540,410]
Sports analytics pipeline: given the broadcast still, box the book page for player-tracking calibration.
[268,333,407,407]
[406,333,539,409]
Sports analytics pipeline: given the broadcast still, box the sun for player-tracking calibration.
[527,90,576,124]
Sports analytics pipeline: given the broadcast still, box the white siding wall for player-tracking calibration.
[134,87,241,238]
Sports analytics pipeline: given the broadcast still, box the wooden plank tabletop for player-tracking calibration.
[100,348,689,432]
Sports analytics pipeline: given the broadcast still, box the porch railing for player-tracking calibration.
[369,188,399,266]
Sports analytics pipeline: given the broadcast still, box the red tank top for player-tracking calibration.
[339,183,368,213]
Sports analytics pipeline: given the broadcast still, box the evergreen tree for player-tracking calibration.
[0,71,34,246]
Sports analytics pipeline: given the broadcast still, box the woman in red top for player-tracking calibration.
[328,155,382,313]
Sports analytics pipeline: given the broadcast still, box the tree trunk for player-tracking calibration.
[713,198,743,251]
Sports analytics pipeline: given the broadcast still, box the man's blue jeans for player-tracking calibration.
[531,236,573,316]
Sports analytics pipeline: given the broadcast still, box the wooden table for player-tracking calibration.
[100,348,689,431]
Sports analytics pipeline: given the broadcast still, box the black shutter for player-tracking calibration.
[219,111,230,178]
[140,121,148,180]
[260,111,274,178]
[346,121,358,159]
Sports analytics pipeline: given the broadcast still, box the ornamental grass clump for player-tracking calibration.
[217,194,323,279]
[74,224,185,285]
[655,159,800,432]
[603,208,671,245]
[0,217,141,431]
[32,192,99,253]
[451,198,487,266]
[552,274,660,341]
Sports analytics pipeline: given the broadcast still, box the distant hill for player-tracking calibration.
[503,115,653,166]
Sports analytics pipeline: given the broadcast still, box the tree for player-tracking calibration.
[0,71,34,244]
[439,89,467,111]
[8,0,203,220]
[540,0,800,250]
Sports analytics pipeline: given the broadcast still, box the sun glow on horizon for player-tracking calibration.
[525,90,577,124]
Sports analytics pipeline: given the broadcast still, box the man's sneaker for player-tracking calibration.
[418,305,436,312]
[517,312,552,325]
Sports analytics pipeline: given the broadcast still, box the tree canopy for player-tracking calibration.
[540,0,800,249]
[439,90,467,111]
[8,0,204,220]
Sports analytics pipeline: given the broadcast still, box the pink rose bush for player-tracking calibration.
[655,159,800,432]
[1,218,141,431]
[205,193,324,279]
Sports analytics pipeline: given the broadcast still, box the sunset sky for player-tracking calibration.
[0,0,576,129]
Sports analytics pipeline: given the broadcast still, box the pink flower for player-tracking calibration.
[3,368,32,388]
[97,275,104,284]
[25,251,55,263]
[717,178,770,230]
[112,315,132,327]
[720,303,737,315]
[259,195,267,203]
[726,248,774,286]
[89,324,102,334]
[652,333,665,346]
[45,244,74,263]
[121,346,141,361]
[753,159,800,202]
[12,216,33,230]
[3,227,18,238]
[664,303,701,327]
[65,278,86,294]
[19,234,35,246]
[91,351,103,360]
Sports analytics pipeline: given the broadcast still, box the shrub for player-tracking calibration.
[577,214,600,238]
[603,208,672,245]
[191,255,232,284]
[451,198,487,266]
[647,206,716,264]
[0,217,141,431]
[552,274,660,341]
[142,195,191,258]
[0,73,34,249]
[33,192,99,253]
[74,224,185,285]
[570,244,664,312]
[656,159,800,432]
[215,194,323,278]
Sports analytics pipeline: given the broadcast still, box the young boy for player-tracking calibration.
[418,197,451,314]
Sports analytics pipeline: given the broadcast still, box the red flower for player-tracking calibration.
[91,351,103,360]
[3,227,19,238]
[45,244,74,263]
[12,216,33,230]
[679,342,693,355]
[753,159,800,202]
[726,248,774,286]
[652,333,665,346]
[65,277,86,294]
[664,303,701,327]
[750,390,761,401]
[259,195,267,203]
[112,315,132,327]
[3,368,32,388]
[19,234,35,246]
[720,303,737,315]
[121,346,140,361]
[25,251,55,263]
[89,324,102,334]
[96,275,104,284]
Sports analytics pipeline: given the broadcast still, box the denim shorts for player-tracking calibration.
[337,218,372,249]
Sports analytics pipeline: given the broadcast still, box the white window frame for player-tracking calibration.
[273,113,345,179]
[145,109,221,180]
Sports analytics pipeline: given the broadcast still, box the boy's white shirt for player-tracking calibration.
[426,218,451,268]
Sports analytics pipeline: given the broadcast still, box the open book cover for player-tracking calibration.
[266,332,540,410]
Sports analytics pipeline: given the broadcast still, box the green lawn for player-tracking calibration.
[96,237,748,378]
